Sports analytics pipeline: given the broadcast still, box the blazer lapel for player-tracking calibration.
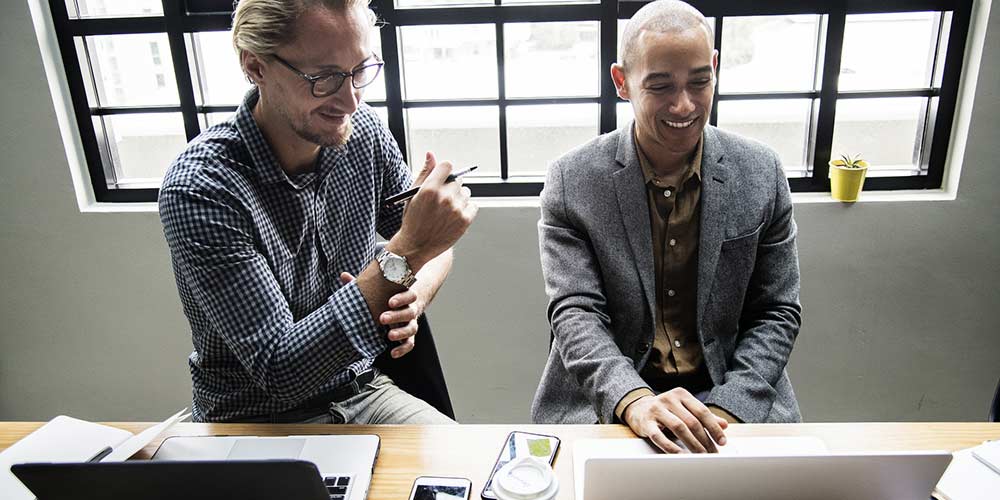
[613,126,657,320]
[697,126,731,331]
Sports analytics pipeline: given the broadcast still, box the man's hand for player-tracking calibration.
[342,272,423,358]
[623,388,729,454]
[387,151,476,270]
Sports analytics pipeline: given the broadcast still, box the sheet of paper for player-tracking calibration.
[573,437,829,500]
[970,440,1000,475]
[933,446,999,500]
[102,408,191,462]
[0,416,134,500]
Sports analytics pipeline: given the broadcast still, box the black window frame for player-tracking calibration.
[49,0,973,202]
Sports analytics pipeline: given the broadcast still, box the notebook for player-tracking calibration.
[933,440,1000,500]
[0,409,189,500]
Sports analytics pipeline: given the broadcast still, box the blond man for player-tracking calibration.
[160,0,475,423]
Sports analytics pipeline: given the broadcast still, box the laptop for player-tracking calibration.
[575,438,952,500]
[11,459,332,500]
[151,434,381,500]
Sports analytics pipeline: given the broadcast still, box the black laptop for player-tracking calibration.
[11,459,338,500]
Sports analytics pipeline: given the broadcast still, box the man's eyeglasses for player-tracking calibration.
[271,53,384,98]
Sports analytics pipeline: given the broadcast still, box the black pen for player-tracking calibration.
[88,446,113,462]
[383,165,478,207]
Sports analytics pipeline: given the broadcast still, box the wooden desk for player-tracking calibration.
[3,422,998,499]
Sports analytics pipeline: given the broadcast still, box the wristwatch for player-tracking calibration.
[376,249,416,288]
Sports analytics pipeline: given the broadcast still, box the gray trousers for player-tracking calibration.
[271,372,456,425]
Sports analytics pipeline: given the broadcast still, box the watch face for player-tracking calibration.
[383,256,407,280]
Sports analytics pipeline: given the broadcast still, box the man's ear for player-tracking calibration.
[611,63,629,100]
[712,49,719,80]
[242,51,266,86]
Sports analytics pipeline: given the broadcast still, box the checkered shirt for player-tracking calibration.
[159,89,412,422]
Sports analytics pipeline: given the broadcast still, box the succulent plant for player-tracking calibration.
[830,153,869,169]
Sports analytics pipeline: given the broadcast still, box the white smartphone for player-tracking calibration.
[409,476,472,500]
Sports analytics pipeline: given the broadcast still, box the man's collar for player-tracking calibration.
[234,87,342,189]
[633,128,704,187]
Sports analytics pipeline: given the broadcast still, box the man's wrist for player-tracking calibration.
[617,388,655,423]
[385,237,429,272]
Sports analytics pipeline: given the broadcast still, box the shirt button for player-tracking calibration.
[639,342,651,353]
[669,238,677,247]
[664,189,672,198]
[667,289,676,297]
[674,339,683,348]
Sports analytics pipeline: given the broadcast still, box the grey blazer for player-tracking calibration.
[532,124,802,425]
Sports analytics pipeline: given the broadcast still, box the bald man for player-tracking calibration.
[532,0,802,453]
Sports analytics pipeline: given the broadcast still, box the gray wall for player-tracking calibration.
[1,0,997,423]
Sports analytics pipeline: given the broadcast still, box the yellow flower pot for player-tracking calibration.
[829,163,868,202]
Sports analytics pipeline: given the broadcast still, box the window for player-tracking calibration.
[48,0,974,202]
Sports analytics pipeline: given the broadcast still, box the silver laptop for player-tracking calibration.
[152,435,380,500]
[576,438,952,500]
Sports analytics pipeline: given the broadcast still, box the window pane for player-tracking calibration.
[617,102,633,130]
[201,112,234,129]
[399,25,498,100]
[365,28,387,103]
[371,106,389,128]
[406,107,500,177]
[97,113,187,184]
[932,12,952,87]
[74,38,99,107]
[618,19,626,56]
[719,15,822,93]
[505,22,599,98]
[831,97,926,176]
[717,99,812,177]
[395,0,492,7]
[189,32,250,106]
[839,12,939,91]
[507,104,599,176]
[84,34,179,107]
[503,1,599,7]
[67,0,162,18]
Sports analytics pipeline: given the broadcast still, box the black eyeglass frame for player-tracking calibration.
[271,53,385,98]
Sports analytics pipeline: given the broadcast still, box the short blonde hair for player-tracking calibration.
[232,0,376,75]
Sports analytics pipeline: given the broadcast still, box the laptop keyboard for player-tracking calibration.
[323,475,352,500]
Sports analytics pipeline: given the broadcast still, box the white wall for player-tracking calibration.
[1,0,998,422]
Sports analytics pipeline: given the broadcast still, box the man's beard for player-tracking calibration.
[294,115,353,148]
[274,96,353,148]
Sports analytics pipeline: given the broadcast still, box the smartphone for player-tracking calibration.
[480,431,561,500]
[410,476,472,500]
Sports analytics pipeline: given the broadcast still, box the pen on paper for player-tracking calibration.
[88,446,113,462]
[383,165,478,207]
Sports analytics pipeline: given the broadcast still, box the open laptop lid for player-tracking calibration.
[11,460,329,500]
[152,434,380,500]
[152,435,380,474]
[581,451,952,500]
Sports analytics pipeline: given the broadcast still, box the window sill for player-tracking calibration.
[77,188,957,214]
